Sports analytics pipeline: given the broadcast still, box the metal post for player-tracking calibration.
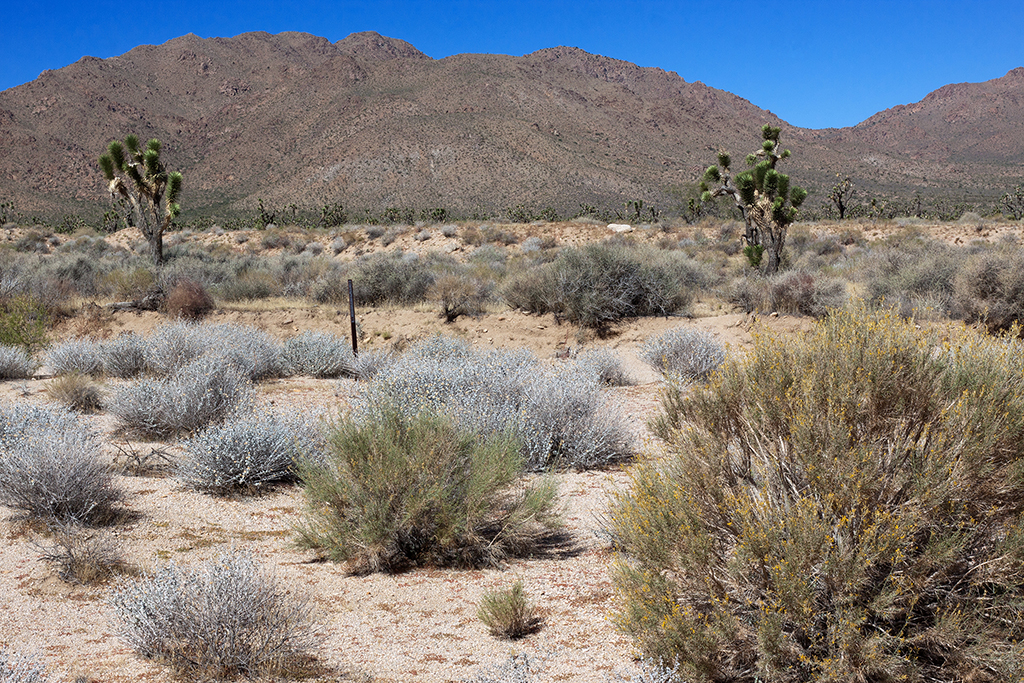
[348,278,358,357]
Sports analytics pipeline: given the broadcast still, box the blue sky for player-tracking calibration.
[3,0,1022,129]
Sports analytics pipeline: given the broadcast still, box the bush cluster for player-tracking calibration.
[282,330,355,378]
[611,306,1024,681]
[639,326,725,383]
[359,335,633,470]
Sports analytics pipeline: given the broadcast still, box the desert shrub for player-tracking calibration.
[144,320,206,375]
[35,526,131,584]
[478,579,542,639]
[146,321,283,381]
[501,242,699,329]
[611,306,1024,682]
[178,411,325,495]
[100,266,156,301]
[361,336,633,470]
[214,269,281,301]
[465,652,547,683]
[109,356,253,439]
[731,271,847,318]
[0,295,49,353]
[46,373,103,413]
[205,323,284,381]
[102,332,147,378]
[348,251,452,305]
[431,273,492,322]
[954,248,1024,330]
[0,404,123,525]
[295,407,559,572]
[109,551,322,679]
[351,347,397,381]
[639,327,725,383]
[767,270,848,317]
[45,338,104,376]
[862,238,961,317]
[575,347,634,386]
[0,344,36,379]
[0,649,50,683]
[164,278,214,320]
[282,331,355,378]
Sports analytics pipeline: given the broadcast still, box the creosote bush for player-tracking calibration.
[477,579,542,639]
[0,404,124,526]
[109,551,322,679]
[611,306,1024,682]
[295,407,560,573]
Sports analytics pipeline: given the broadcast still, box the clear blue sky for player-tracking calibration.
[3,0,1022,129]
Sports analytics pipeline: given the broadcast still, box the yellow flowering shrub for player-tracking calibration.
[611,305,1024,682]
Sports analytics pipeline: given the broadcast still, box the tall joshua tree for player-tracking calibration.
[700,124,807,274]
[99,135,182,264]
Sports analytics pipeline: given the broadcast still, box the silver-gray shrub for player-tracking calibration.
[282,331,356,378]
[178,411,326,494]
[45,338,104,376]
[360,336,633,470]
[109,551,322,678]
[640,327,725,383]
[146,321,283,381]
[0,403,123,525]
[145,320,206,375]
[0,649,50,683]
[102,332,147,378]
[108,355,254,439]
[351,347,398,381]
[0,345,36,380]
[575,347,634,386]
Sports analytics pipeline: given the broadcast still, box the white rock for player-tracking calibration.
[608,223,633,233]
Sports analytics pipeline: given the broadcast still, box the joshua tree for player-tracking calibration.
[99,135,182,264]
[701,124,807,274]
[828,174,855,220]
[1001,183,1024,221]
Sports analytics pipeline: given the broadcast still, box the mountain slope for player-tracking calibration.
[0,31,1020,219]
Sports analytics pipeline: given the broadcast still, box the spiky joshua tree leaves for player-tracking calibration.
[99,134,182,264]
[700,124,807,274]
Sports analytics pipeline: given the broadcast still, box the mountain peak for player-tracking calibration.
[335,31,429,61]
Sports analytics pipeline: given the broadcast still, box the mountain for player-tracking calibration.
[0,31,1021,220]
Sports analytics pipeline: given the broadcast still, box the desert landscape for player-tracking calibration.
[1,215,1023,682]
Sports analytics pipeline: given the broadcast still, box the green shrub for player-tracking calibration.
[611,306,1024,682]
[477,579,542,639]
[0,295,49,353]
[295,407,559,573]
